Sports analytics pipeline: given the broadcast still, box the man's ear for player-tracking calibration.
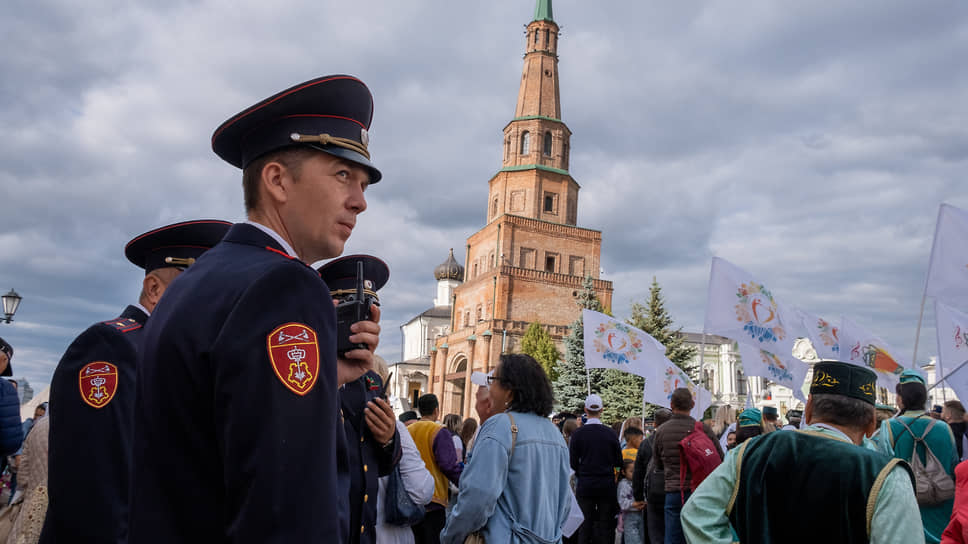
[260,160,291,206]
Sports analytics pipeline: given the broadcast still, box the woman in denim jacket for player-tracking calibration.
[441,354,571,544]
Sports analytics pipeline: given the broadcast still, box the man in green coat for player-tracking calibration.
[682,361,922,543]
[874,368,958,544]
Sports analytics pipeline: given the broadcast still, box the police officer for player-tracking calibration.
[128,75,383,543]
[40,219,230,544]
[320,256,401,543]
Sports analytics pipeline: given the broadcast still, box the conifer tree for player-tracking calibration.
[553,276,604,413]
[520,322,561,381]
[628,277,698,377]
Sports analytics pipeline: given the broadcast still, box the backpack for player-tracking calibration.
[678,421,721,500]
[894,416,955,505]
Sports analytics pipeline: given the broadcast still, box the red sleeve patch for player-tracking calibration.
[267,323,320,395]
[79,362,119,408]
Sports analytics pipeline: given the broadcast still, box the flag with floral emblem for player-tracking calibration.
[736,342,808,403]
[703,257,797,357]
[934,301,968,396]
[838,316,905,389]
[583,309,668,378]
[641,355,709,420]
[925,204,968,300]
[796,309,841,360]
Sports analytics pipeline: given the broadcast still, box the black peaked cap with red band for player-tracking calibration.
[125,219,233,273]
[317,254,390,295]
[211,75,382,183]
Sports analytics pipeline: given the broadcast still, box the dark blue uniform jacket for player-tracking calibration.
[341,371,401,544]
[40,304,147,544]
[127,223,349,543]
[0,379,23,457]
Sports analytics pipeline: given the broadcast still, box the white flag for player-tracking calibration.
[796,309,841,360]
[737,342,809,403]
[839,316,905,389]
[704,257,797,356]
[935,301,968,393]
[640,354,709,420]
[582,309,667,378]
[925,204,968,300]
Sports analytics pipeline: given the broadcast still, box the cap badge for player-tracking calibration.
[267,323,320,395]
[79,362,119,409]
[360,128,369,147]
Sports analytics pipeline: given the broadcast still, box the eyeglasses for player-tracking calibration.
[486,375,501,386]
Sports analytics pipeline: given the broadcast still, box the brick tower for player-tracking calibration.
[430,0,613,417]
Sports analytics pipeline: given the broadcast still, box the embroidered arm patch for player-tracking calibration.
[79,362,119,408]
[267,323,320,395]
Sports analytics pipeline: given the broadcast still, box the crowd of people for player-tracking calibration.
[2,73,968,543]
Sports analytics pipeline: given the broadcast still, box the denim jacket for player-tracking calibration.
[441,411,571,544]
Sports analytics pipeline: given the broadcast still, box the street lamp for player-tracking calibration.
[2,289,22,324]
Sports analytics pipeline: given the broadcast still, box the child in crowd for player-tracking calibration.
[622,427,643,462]
[617,459,644,544]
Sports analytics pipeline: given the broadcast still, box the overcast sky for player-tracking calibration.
[2,1,966,393]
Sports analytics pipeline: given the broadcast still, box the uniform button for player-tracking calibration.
[364,494,368,502]
[361,525,365,534]
[360,436,365,443]
[364,464,368,472]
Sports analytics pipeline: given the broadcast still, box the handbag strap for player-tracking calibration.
[507,412,519,459]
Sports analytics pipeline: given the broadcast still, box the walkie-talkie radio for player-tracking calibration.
[317,254,390,358]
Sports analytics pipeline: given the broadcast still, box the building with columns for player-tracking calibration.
[427,0,612,418]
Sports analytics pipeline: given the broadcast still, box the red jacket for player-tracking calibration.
[943,459,968,543]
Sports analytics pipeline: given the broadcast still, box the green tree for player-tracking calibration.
[628,276,698,377]
[520,322,561,381]
[552,276,605,413]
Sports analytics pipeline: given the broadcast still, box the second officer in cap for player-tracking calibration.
[40,219,230,544]
[128,76,383,543]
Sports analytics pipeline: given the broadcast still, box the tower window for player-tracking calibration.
[543,131,552,156]
[543,192,558,213]
[545,253,558,273]
[520,131,530,155]
[534,30,538,44]
[544,29,549,48]
[492,197,498,218]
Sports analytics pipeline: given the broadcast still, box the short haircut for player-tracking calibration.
[654,408,673,428]
[241,147,319,212]
[946,400,966,419]
[622,459,635,473]
[810,393,875,430]
[416,394,439,417]
[727,431,736,437]
[670,388,694,411]
[398,410,418,423]
[498,354,554,416]
[623,427,643,440]
[896,382,927,412]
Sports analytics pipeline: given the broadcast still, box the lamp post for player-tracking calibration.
[2,289,22,324]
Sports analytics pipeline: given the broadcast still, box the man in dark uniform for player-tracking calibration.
[319,255,401,543]
[40,219,230,544]
[128,75,383,543]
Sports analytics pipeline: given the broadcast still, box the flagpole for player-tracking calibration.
[698,332,708,417]
[913,204,944,367]
[586,367,591,395]
[928,359,968,392]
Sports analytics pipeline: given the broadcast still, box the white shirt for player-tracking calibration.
[375,420,434,544]
[244,220,297,258]
[134,303,151,317]
[585,418,603,426]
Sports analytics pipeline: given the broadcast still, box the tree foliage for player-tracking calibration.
[628,277,698,377]
[520,322,562,381]
[552,276,604,413]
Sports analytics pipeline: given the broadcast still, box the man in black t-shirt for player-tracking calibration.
[569,394,622,544]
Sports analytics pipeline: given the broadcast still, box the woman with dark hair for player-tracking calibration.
[442,414,465,462]
[734,408,763,446]
[440,354,571,544]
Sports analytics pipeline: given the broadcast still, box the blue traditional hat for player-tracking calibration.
[0,337,12,377]
[738,408,762,428]
[125,220,232,273]
[810,361,877,405]
[762,406,778,418]
[898,368,926,385]
[211,75,382,183]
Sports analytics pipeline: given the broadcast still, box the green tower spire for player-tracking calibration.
[533,0,554,22]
